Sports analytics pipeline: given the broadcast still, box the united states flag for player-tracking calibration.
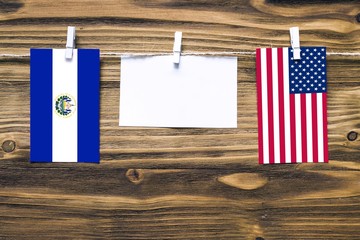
[256,47,328,164]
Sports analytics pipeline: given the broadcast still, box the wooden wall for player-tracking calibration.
[0,0,359,239]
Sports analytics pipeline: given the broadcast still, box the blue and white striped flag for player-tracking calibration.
[30,49,100,163]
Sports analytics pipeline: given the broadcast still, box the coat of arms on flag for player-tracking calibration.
[256,47,328,164]
[30,49,100,163]
[55,94,76,117]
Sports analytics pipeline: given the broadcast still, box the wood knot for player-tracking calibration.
[347,131,358,141]
[125,169,144,184]
[255,237,265,240]
[356,13,360,23]
[2,140,16,153]
[218,173,268,190]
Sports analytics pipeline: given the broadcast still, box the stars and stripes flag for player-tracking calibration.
[256,47,328,164]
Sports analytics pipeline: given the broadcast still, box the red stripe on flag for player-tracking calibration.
[323,93,328,162]
[266,48,275,164]
[290,93,296,163]
[277,48,286,164]
[256,49,264,164]
[312,93,318,163]
[301,94,307,163]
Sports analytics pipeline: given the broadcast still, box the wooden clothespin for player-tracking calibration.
[173,31,182,64]
[65,26,76,59]
[290,27,301,60]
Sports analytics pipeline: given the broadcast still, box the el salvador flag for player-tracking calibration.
[30,49,100,163]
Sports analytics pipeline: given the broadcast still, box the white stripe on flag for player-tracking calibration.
[52,49,78,162]
[295,93,302,163]
[283,48,291,163]
[306,93,313,163]
[317,92,324,163]
[272,48,280,163]
[261,48,269,164]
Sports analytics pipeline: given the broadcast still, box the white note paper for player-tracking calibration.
[119,56,237,128]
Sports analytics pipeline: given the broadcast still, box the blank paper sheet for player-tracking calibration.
[119,55,237,128]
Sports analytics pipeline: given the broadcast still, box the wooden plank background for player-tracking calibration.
[0,0,360,239]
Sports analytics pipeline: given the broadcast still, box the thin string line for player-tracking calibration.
[0,51,359,58]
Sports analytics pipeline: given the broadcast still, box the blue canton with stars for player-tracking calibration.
[289,47,327,94]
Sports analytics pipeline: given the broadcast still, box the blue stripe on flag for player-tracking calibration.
[30,49,53,162]
[77,49,100,163]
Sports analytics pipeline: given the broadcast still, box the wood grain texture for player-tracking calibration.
[0,0,360,239]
